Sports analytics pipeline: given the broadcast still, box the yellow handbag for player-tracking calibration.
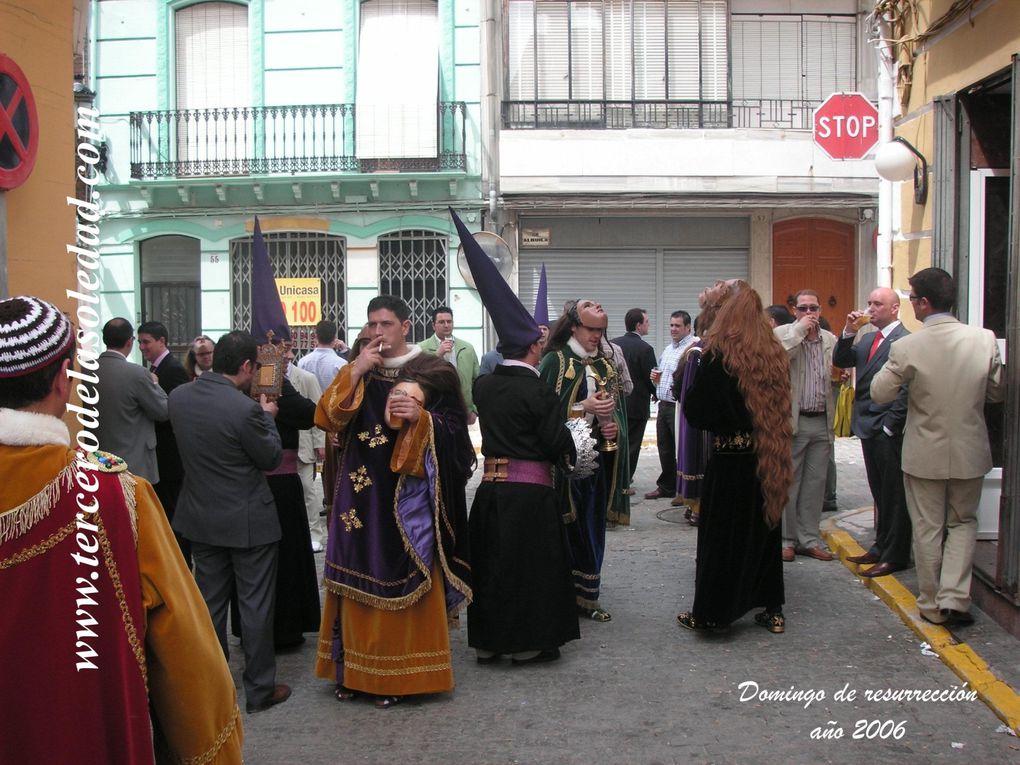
[832,382,854,437]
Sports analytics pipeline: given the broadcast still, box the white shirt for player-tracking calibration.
[297,347,348,393]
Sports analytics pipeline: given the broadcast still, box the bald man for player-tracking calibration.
[833,287,912,577]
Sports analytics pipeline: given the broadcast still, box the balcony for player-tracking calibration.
[501,99,816,131]
[129,102,468,180]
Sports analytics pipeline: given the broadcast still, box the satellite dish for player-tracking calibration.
[456,231,515,289]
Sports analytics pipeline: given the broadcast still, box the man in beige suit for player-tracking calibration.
[774,289,838,562]
[871,268,1004,627]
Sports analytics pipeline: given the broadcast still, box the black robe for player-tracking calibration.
[682,352,784,625]
[467,364,580,654]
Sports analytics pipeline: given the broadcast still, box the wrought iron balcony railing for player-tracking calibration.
[501,98,816,131]
[129,102,468,180]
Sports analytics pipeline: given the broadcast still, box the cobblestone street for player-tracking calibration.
[233,438,1020,764]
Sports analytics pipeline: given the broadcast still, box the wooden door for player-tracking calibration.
[772,218,855,330]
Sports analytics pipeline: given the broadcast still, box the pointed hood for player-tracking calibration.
[450,209,540,357]
[250,216,291,343]
[533,263,550,326]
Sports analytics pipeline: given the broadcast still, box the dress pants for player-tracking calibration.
[654,401,677,496]
[298,458,326,548]
[782,415,830,549]
[861,433,912,566]
[626,413,648,481]
[902,474,982,621]
[192,541,279,706]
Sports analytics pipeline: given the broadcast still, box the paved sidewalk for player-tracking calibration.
[232,438,1020,764]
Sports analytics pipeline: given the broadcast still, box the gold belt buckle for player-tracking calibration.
[482,457,509,482]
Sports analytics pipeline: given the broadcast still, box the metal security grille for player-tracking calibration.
[231,231,347,351]
[378,230,448,342]
[140,235,202,353]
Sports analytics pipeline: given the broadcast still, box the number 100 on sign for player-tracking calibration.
[275,278,322,326]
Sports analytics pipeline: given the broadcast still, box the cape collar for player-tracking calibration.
[381,345,422,369]
[0,409,71,447]
[567,337,597,359]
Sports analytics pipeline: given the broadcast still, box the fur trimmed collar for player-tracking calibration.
[567,337,598,359]
[381,345,422,368]
[0,409,71,447]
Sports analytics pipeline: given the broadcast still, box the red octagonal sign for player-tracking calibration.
[813,92,879,161]
[0,53,39,191]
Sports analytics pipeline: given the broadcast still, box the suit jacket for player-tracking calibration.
[169,372,283,547]
[871,315,1005,480]
[419,335,480,414]
[774,321,837,438]
[612,331,657,422]
[151,352,190,487]
[832,323,909,439]
[94,351,168,483]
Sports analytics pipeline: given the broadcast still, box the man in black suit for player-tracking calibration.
[833,287,911,578]
[612,308,658,493]
[170,330,291,714]
[138,321,190,559]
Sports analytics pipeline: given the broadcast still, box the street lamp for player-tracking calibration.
[874,136,928,204]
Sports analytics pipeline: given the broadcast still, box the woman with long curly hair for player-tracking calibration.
[677,284,793,634]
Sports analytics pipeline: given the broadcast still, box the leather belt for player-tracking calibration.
[799,410,825,418]
[481,457,553,488]
[264,449,299,476]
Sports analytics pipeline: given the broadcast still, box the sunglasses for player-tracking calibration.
[795,305,820,313]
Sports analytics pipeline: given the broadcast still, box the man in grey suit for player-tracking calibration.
[170,330,291,713]
[833,287,911,578]
[872,268,1004,627]
[94,318,168,484]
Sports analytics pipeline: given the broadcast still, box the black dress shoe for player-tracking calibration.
[859,562,905,578]
[942,609,975,626]
[643,488,674,500]
[511,648,561,666]
[846,552,879,564]
[246,684,291,714]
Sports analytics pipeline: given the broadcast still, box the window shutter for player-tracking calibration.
[508,0,536,100]
[698,0,727,100]
[666,1,699,99]
[801,15,857,101]
[175,2,250,109]
[605,0,632,101]
[570,1,604,99]
[633,0,666,99]
[357,0,439,159]
[536,2,569,99]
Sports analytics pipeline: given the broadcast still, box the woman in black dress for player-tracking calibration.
[677,284,793,633]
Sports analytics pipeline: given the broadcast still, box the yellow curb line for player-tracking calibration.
[822,522,1020,736]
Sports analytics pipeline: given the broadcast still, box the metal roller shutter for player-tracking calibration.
[662,247,749,336]
[518,249,657,342]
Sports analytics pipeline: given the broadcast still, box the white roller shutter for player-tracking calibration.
[518,250,658,343]
[662,247,749,338]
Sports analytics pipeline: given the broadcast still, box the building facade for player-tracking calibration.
[878,0,1019,626]
[489,0,880,351]
[90,0,486,351]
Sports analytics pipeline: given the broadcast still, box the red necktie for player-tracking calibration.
[867,331,883,362]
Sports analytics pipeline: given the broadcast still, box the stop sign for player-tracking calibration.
[813,92,879,161]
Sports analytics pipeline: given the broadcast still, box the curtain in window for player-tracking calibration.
[357,0,438,159]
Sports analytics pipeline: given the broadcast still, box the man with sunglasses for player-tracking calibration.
[871,268,1004,627]
[774,290,838,562]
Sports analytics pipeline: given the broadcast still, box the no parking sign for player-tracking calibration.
[0,53,39,190]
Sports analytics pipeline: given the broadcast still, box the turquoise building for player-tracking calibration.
[90,0,486,350]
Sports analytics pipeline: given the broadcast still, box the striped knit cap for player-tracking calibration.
[0,296,75,378]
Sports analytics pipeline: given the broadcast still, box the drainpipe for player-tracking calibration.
[481,0,500,231]
[874,12,896,289]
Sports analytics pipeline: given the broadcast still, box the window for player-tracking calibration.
[731,14,857,128]
[357,0,439,159]
[140,236,202,351]
[175,2,251,167]
[377,230,448,342]
[507,0,727,105]
[231,231,348,343]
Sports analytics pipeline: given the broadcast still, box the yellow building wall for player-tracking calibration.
[1,0,76,311]
[889,0,1020,329]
